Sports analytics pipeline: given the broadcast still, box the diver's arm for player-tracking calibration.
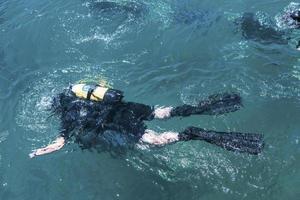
[29,137,65,158]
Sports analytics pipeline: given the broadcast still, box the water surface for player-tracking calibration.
[0,0,300,199]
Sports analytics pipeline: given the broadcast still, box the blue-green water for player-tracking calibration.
[1,0,300,199]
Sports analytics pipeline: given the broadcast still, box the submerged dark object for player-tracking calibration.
[297,40,300,49]
[89,1,146,18]
[236,3,300,48]
[290,10,300,22]
[237,12,287,44]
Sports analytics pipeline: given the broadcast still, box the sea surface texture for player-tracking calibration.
[0,0,300,199]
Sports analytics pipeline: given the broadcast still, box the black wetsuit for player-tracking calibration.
[52,89,154,146]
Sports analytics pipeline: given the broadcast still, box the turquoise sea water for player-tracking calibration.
[0,0,300,199]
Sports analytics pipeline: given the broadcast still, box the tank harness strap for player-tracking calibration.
[87,84,103,100]
[86,88,94,100]
[86,85,99,100]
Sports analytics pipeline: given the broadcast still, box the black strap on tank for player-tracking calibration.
[86,85,97,100]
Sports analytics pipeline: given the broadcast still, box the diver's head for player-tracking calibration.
[290,10,300,22]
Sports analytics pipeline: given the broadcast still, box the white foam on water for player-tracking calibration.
[15,64,113,144]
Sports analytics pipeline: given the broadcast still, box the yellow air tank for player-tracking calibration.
[71,83,123,103]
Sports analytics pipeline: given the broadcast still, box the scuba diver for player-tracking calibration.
[236,2,300,49]
[29,83,264,158]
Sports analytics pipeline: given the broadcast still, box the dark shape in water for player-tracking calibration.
[297,40,300,49]
[90,1,146,19]
[290,10,300,22]
[237,12,287,45]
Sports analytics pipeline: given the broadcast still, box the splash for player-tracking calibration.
[15,65,113,142]
[275,2,300,30]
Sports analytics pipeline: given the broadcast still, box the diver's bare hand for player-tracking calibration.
[29,137,65,158]
[154,106,173,119]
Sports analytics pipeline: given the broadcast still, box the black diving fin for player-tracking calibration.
[179,126,264,155]
[171,92,243,117]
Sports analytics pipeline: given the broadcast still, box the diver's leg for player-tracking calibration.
[140,129,179,145]
[123,102,173,120]
[155,92,243,119]
[140,127,264,155]
[127,92,242,120]
[153,107,173,119]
